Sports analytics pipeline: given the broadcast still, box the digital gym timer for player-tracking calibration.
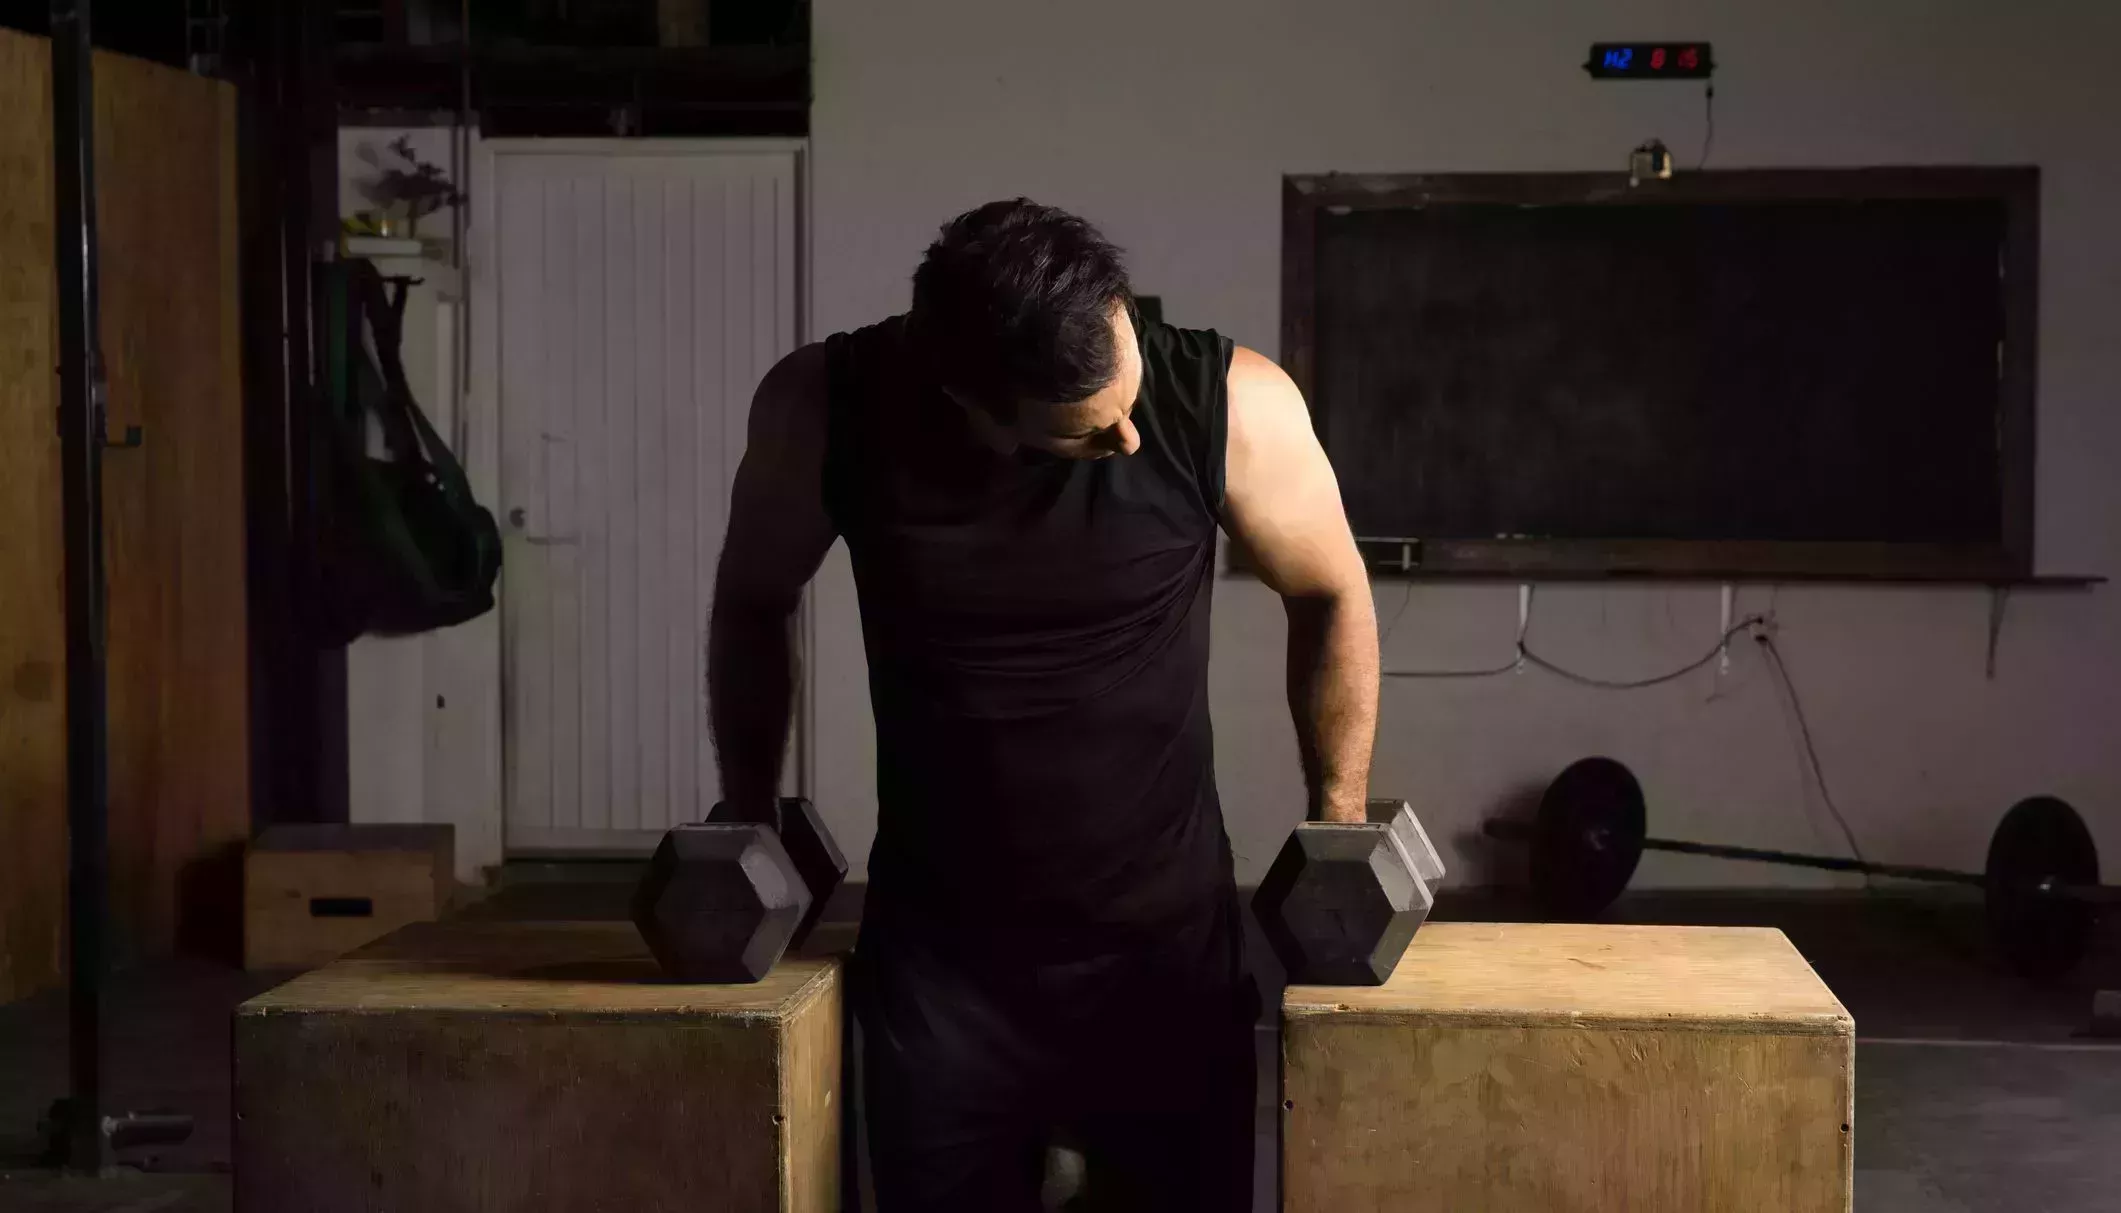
[1584,42,1714,80]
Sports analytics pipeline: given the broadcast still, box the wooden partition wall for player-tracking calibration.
[0,30,249,1003]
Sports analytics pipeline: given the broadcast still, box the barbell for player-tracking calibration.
[1484,757,2111,980]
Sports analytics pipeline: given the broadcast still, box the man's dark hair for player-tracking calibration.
[909,199,1132,416]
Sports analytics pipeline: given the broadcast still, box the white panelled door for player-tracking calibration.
[493,144,798,854]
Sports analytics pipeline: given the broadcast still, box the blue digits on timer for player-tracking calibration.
[1602,48,1634,70]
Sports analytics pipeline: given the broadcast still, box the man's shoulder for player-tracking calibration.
[756,314,916,463]
[759,341,830,410]
[823,313,911,359]
[1140,320,1233,377]
[1224,346,1297,401]
[1137,322,1237,426]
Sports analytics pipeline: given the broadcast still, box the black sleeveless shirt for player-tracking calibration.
[823,314,1236,951]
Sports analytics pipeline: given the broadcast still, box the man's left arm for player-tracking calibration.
[1220,347,1379,824]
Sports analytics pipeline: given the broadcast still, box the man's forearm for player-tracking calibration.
[707,588,800,814]
[1285,590,1380,823]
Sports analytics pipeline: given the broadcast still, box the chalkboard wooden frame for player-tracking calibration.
[1281,168,2041,580]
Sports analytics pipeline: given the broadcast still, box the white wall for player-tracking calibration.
[807,0,2121,888]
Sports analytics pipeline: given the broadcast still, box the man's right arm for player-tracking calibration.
[707,343,838,818]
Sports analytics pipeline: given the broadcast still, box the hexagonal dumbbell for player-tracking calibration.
[633,798,850,984]
[706,797,849,947]
[632,823,810,983]
[1254,799,1446,986]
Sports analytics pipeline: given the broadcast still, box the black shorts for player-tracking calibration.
[850,890,1261,1213]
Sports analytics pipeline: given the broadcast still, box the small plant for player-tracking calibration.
[358,136,464,228]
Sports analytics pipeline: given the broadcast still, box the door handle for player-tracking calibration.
[506,506,577,545]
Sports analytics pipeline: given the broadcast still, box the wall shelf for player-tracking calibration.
[334,43,810,135]
[341,236,425,258]
[1341,569,2105,589]
[1222,546,2102,590]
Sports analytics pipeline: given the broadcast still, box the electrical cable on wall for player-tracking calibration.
[1382,601,1875,873]
[1383,614,1767,688]
[1524,618,1757,690]
[1699,81,1717,168]
[1379,581,1417,648]
[1756,631,1869,869]
[1386,653,1526,680]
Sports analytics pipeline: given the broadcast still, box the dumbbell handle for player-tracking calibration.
[710,798,785,830]
[1482,819,2119,903]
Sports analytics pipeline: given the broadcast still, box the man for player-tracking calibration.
[709,199,1377,1211]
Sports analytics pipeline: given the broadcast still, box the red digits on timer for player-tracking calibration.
[1651,47,1667,69]
[1678,46,1700,70]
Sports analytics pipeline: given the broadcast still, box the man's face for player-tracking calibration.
[948,303,1144,461]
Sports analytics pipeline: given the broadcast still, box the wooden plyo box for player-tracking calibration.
[244,823,455,970]
[1281,923,1854,1213]
[234,921,841,1213]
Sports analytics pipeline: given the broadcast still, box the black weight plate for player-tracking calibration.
[1986,795,2099,981]
[1532,757,1647,919]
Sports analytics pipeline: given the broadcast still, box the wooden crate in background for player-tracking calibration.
[234,921,841,1213]
[1,27,247,1001]
[243,823,454,971]
[658,0,710,45]
[1281,922,1855,1213]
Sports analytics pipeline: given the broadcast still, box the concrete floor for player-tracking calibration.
[2,881,2115,1212]
[1857,1042,2121,1212]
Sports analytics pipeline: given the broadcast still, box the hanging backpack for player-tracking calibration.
[315,259,502,645]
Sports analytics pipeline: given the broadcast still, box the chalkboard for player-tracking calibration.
[1292,172,2037,577]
